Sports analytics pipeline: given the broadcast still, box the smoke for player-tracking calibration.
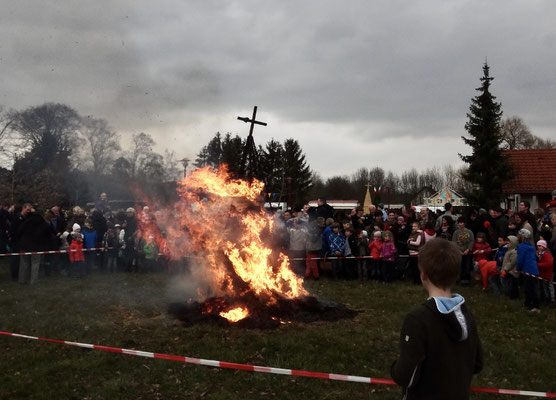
[137,166,306,304]
[165,261,214,302]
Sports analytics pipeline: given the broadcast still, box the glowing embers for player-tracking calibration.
[200,298,249,323]
[168,295,358,329]
[219,307,249,323]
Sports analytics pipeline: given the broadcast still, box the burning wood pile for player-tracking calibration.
[142,166,356,328]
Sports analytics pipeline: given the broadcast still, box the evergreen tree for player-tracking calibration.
[459,62,512,208]
[282,138,312,205]
[220,133,244,176]
[194,132,222,168]
[260,139,285,196]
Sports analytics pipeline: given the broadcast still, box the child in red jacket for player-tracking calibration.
[472,232,492,263]
[537,240,554,304]
[368,230,383,280]
[472,232,492,282]
[69,224,85,278]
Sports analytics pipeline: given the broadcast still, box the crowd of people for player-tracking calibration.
[2,190,556,313]
[0,193,165,283]
[278,195,556,313]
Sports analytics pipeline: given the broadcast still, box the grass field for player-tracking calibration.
[0,261,555,400]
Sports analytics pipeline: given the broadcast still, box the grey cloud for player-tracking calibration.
[0,0,555,176]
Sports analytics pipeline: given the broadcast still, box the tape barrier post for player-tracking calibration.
[1,331,555,397]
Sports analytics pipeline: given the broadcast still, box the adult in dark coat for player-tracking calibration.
[8,204,29,281]
[50,206,66,236]
[95,192,109,213]
[90,209,108,270]
[519,200,538,237]
[316,198,335,220]
[0,205,10,254]
[487,206,509,247]
[123,207,138,272]
[15,208,57,284]
[465,209,482,236]
[91,210,107,246]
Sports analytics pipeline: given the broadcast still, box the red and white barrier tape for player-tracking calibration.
[521,271,556,284]
[0,247,110,257]
[1,331,554,397]
[290,254,409,261]
[2,249,554,284]
[291,255,556,284]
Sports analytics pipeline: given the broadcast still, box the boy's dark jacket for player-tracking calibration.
[391,295,483,400]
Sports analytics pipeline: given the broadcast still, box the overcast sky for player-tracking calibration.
[1,0,555,179]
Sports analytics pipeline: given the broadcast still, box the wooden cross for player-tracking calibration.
[237,106,267,137]
[237,106,267,180]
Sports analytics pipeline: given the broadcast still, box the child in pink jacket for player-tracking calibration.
[381,231,397,282]
[537,240,554,304]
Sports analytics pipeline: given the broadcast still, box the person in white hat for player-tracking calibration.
[517,229,540,312]
[536,240,554,304]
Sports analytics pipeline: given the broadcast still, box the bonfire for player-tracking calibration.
[140,166,355,328]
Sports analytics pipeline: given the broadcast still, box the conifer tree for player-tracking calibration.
[220,133,244,176]
[194,132,222,168]
[282,138,312,204]
[459,62,512,208]
[260,139,284,196]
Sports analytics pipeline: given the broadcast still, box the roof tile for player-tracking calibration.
[502,149,556,193]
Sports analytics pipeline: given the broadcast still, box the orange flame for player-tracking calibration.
[140,165,307,307]
[219,306,249,322]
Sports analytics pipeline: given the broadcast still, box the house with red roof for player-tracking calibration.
[502,149,556,211]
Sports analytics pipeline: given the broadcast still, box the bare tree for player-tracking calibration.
[500,116,555,150]
[126,132,155,178]
[161,149,181,181]
[0,106,15,166]
[9,102,84,171]
[442,165,459,189]
[80,116,121,175]
[419,166,443,191]
[500,116,534,150]
[10,103,82,151]
[453,166,475,198]
[368,167,385,189]
[400,169,420,195]
[350,167,370,201]
[531,136,556,149]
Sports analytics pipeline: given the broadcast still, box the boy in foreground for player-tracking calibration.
[391,239,483,399]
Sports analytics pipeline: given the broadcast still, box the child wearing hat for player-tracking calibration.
[501,236,520,299]
[536,240,554,304]
[517,229,540,312]
[69,224,85,278]
[368,230,384,280]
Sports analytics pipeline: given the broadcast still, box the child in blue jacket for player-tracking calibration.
[517,229,540,312]
[328,223,345,279]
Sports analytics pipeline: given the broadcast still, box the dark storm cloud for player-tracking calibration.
[1,0,555,175]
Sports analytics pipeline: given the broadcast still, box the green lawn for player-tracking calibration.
[0,262,554,400]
